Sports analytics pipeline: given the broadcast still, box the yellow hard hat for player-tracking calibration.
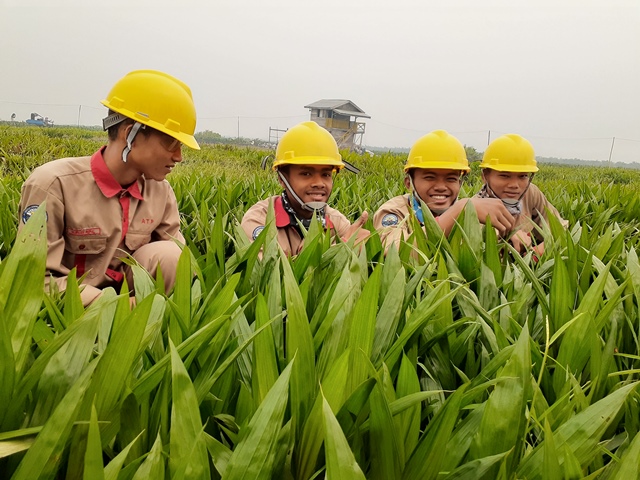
[480,134,538,172]
[272,121,344,170]
[404,130,470,172]
[101,70,200,150]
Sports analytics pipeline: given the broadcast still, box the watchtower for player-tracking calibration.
[304,99,369,151]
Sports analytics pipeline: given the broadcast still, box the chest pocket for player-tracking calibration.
[125,231,152,251]
[66,235,108,255]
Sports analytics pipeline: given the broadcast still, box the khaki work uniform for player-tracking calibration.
[18,147,184,305]
[475,183,568,242]
[373,194,416,251]
[241,195,352,256]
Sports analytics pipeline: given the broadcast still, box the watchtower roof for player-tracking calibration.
[304,99,370,119]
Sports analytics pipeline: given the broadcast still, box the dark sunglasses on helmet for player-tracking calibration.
[140,125,182,152]
[155,130,182,152]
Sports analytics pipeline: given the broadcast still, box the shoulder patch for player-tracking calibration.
[381,213,399,227]
[22,204,44,224]
[252,226,265,240]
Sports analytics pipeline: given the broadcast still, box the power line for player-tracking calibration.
[0,100,92,108]
[490,130,616,141]
[199,114,307,120]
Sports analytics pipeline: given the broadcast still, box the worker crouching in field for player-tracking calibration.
[476,134,568,256]
[18,69,199,306]
[241,121,369,256]
[374,130,516,251]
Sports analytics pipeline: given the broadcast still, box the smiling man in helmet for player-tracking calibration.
[374,130,516,251]
[476,133,568,256]
[18,69,199,306]
[241,121,369,256]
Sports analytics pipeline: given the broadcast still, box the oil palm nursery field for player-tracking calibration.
[1,125,640,479]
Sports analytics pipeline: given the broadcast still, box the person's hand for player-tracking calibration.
[343,211,370,245]
[532,242,545,259]
[129,295,137,308]
[469,198,516,237]
[510,229,532,254]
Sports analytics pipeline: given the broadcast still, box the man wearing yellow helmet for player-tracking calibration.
[18,70,199,306]
[476,133,568,256]
[374,130,516,251]
[241,121,369,255]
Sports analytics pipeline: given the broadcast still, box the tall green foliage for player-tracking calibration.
[1,126,640,478]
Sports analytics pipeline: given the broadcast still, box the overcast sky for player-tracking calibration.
[1,0,639,162]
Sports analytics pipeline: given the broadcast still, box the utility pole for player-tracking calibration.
[487,130,491,146]
[608,137,616,167]
[77,105,82,127]
[237,116,240,139]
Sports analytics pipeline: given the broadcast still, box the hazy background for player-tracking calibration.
[1,0,638,162]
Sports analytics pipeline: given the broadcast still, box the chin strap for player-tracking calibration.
[281,192,327,230]
[481,175,533,216]
[121,122,143,164]
[500,197,522,215]
[277,170,328,212]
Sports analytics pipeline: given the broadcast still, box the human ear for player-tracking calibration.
[119,123,133,142]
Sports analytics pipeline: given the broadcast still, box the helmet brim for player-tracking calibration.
[479,162,538,173]
[172,131,200,150]
[272,157,344,170]
[405,162,470,172]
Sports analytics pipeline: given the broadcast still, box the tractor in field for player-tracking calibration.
[25,112,54,127]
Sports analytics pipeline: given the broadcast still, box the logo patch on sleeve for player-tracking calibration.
[252,226,265,240]
[381,213,399,227]
[22,204,45,224]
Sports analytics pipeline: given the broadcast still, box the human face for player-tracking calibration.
[129,126,183,181]
[405,168,462,212]
[279,164,334,215]
[483,170,531,200]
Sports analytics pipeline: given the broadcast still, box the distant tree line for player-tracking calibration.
[536,156,640,170]
[194,130,273,148]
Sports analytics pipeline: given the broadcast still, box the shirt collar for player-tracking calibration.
[91,147,144,200]
[274,196,292,227]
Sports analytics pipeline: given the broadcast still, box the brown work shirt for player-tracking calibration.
[18,147,184,305]
[241,195,352,256]
[373,194,415,251]
[475,183,568,242]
